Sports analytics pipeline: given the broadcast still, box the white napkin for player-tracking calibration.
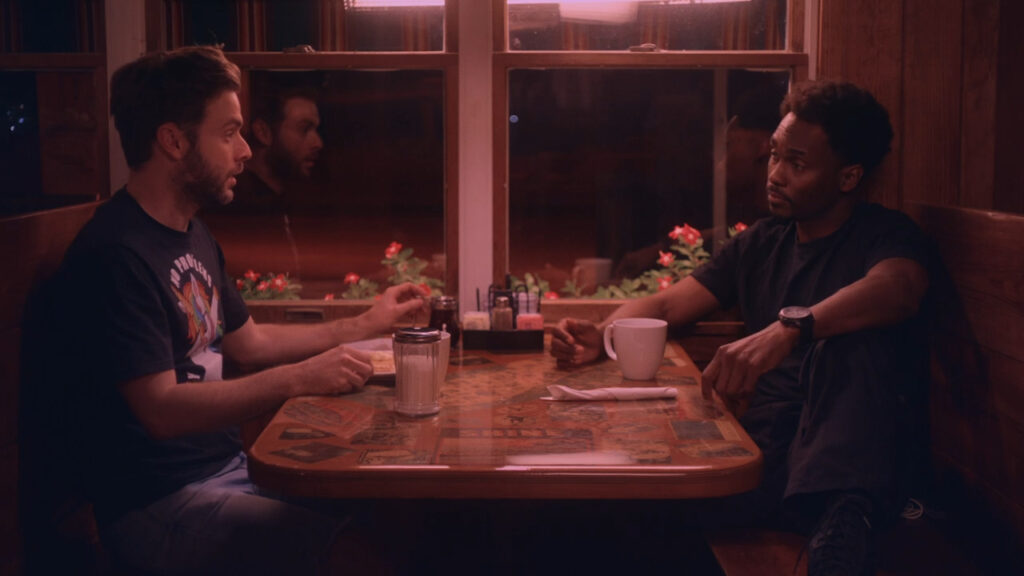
[544,385,678,401]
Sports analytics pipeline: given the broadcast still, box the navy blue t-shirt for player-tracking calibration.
[59,189,250,524]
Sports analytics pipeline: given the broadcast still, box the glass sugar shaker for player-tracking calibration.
[393,327,443,417]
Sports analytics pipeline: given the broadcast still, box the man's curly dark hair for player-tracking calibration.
[781,80,894,174]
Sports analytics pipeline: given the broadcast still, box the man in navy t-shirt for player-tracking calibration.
[552,80,930,576]
[55,46,427,575]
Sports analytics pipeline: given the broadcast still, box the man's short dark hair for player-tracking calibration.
[249,85,320,133]
[781,80,894,174]
[110,46,241,169]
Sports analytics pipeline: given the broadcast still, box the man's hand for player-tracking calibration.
[701,321,799,405]
[550,318,604,368]
[360,283,430,332]
[294,345,374,396]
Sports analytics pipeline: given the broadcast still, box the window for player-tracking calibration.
[0,0,107,217]
[150,0,458,299]
[495,0,807,299]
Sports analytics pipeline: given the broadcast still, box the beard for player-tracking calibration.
[177,147,232,209]
[266,140,312,183]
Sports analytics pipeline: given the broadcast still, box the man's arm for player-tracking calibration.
[702,256,929,401]
[223,282,428,369]
[119,344,373,440]
[550,275,721,366]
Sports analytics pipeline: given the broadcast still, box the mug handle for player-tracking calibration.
[603,323,618,361]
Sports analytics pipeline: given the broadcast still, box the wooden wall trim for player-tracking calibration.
[958,0,999,209]
[994,0,1024,214]
[901,0,963,207]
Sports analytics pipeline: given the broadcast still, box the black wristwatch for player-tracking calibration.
[778,306,815,345]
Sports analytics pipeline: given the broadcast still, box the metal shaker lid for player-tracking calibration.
[394,327,442,343]
[431,295,458,310]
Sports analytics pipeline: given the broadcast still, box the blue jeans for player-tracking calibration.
[101,453,348,576]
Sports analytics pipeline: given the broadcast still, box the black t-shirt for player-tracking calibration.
[691,202,930,388]
[58,189,250,524]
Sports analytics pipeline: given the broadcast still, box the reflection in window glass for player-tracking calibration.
[507,68,787,296]
[202,70,446,299]
[346,6,444,52]
[169,0,445,52]
[509,0,786,51]
[0,71,103,216]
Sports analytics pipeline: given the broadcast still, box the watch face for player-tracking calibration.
[780,306,812,321]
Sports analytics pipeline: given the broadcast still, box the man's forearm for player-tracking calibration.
[602,276,721,330]
[234,321,344,369]
[123,366,304,440]
[810,258,928,340]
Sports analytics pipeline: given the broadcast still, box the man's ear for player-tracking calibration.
[155,122,189,161]
[251,119,273,147]
[838,164,864,193]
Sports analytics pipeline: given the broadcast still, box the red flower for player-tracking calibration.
[544,291,560,300]
[418,283,431,296]
[344,273,360,284]
[324,293,335,300]
[657,276,673,291]
[244,269,259,282]
[256,281,269,292]
[657,250,675,267]
[734,222,748,232]
[671,223,701,246]
[235,279,243,290]
[384,242,402,259]
[271,275,287,292]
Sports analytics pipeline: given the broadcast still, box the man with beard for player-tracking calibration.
[203,85,325,277]
[48,46,426,574]
[232,85,324,212]
[552,80,931,576]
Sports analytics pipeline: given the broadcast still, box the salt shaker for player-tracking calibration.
[393,327,443,416]
[491,295,514,331]
[429,295,461,348]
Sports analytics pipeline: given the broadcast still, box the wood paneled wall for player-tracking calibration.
[820,0,1022,215]
[820,0,1024,560]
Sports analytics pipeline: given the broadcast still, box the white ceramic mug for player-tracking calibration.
[603,318,667,380]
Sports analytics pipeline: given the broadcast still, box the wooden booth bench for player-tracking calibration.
[2,202,104,575]
[707,202,1024,575]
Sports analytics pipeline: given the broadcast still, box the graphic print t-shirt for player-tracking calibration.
[61,190,250,523]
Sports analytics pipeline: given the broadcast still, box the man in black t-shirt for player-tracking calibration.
[552,80,930,576]
[54,46,426,575]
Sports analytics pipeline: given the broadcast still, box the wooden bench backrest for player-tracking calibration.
[0,201,102,574]
[905,202,1024,553]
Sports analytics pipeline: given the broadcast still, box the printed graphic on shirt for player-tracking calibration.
[170,253,223,381]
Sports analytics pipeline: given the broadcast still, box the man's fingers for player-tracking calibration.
[701,357,719,400]
[394,297,428,317]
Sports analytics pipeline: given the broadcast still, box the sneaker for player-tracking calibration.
[807,492,876,576]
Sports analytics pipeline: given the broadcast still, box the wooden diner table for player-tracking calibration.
[247,338,762,501]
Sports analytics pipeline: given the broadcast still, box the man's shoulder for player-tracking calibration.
[68,192,138,251]
[852,202,925,235]
[64,191,165,272]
